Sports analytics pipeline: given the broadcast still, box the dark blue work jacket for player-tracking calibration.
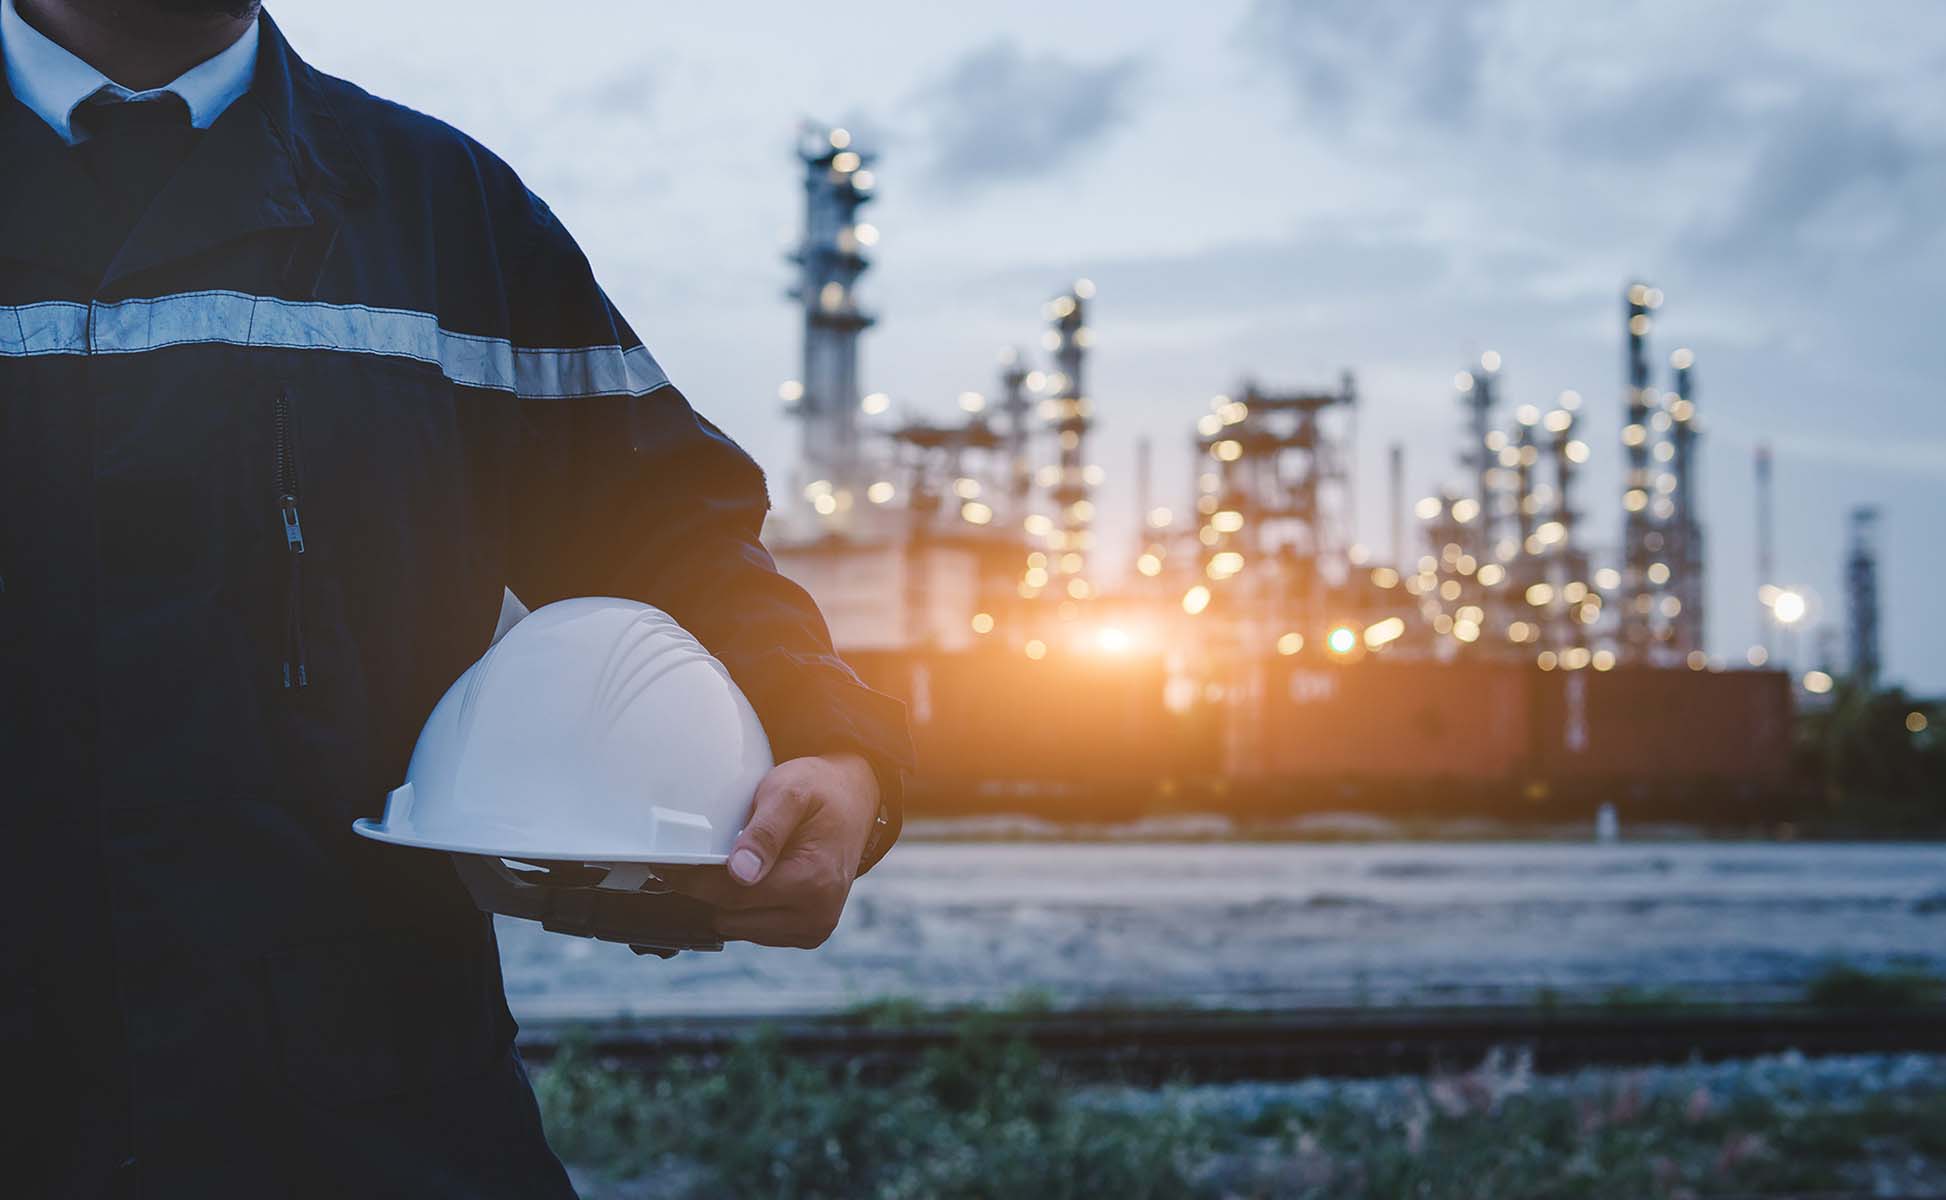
[0,14,910,1197]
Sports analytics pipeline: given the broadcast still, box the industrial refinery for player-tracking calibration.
[763,125,1830,815]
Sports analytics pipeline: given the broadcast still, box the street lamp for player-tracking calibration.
[1768,587,1808,671]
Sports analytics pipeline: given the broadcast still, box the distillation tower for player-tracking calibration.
[1459,357,1500,557]
[786,125,879,517]
[1543,393,1591,653]
[1042,284,1097,597]
[1666,348,1705,659]
[1619,282,1664,662]
[1451,357,1507,655]
[1847,506,1882,687]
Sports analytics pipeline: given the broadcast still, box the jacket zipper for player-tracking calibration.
[273,389,310,688]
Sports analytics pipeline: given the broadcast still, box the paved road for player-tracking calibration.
[497,840,1946,1019]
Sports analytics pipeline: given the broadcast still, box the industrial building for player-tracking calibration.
[762,126,1799,813]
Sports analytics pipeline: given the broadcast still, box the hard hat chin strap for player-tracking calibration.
[449,853,724,957]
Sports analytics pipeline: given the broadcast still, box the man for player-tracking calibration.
[0,1,912,1194]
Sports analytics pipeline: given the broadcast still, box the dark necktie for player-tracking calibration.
[72,93,201,268]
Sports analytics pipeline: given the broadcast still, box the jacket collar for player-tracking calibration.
[0,11,371,291]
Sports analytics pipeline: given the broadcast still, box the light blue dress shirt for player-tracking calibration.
[0,0,257,144]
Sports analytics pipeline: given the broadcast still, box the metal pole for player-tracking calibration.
[1756,443,1774,663]
[1389,442,1405,569]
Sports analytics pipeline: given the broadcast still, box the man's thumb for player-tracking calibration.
[729,782,809,884]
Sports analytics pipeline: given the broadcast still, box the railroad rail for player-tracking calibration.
[518,1003,1946,1084]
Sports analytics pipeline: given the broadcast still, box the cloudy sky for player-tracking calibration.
[277,1,1946,689]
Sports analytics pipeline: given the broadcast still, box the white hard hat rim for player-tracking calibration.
[352,817,732,866]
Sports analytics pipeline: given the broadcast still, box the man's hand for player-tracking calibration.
[665,752,880,949]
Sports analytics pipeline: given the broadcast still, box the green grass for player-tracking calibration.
[1804,960,1945,1009]
[1596,984,1690,1009]
[535,1021,1946,1199]
[535,1020,1209,1199]
[1190,1085,1946,1198]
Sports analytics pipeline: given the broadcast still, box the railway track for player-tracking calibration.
[518,1003,1946,1084]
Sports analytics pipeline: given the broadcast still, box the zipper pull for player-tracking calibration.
[280,496,306,554]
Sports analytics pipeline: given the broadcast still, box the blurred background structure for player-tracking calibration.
[754,125,1933,824]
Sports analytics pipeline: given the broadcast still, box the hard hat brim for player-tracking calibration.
[351,818,732,866]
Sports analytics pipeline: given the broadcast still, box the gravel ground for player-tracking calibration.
[500,840,1946,1019]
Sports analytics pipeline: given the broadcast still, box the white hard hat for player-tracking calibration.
[354,595,774,953]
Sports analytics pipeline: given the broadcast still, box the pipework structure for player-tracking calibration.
[1194,375,1357,646]
[997,348,1034,515]
[1665,348,1705,660]
[786,124,879,511]
[1620,282,1665,661]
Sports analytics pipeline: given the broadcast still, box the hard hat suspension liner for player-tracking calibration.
[452,853,724,957]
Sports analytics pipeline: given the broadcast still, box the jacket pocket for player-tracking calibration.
[263,932,513,1105]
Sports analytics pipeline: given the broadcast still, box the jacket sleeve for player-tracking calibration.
[497,198,912,871]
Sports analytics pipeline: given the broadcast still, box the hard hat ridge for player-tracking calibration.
[591,607,723,738]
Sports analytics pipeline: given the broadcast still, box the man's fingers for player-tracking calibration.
[655,865,745,908]
[728,775,817,885]
[662,854,818,909]
[714,905,837,950]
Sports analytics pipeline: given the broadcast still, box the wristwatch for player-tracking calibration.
[859,799,891,869]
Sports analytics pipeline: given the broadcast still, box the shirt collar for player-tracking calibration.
[0,0,257,145]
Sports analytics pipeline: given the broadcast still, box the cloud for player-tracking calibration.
[574,66,659,118]
[878,214,1459,339]
[1691,85,1931,264]
[912,38,1145,192]
[987,224,1453,319]
[1236,0,1494,128]
[1762,431,1946,480]
[1231,0,1944,313]
[1546,69,1748,165]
